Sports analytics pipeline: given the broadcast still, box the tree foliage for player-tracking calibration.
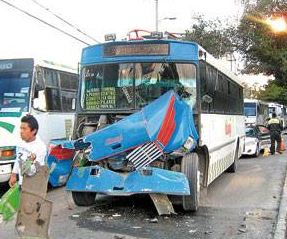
[235,0,287,86]
[257,81,287,104]
[184,1,287,104]
[184,15,237,58]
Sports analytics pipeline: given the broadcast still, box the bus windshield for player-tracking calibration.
[268,107,275,114]
[81,62,196,110]
[244,102,256,116]
[0,72,31,112]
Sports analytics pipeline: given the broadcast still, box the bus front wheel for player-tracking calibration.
[181,153,200,212]
[71,191,97,206]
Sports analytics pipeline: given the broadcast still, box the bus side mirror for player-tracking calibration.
[72,98,76,110]
[202,94,213,104]
[33,90,46,111]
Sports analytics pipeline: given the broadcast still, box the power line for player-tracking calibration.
[0,0,90,45]
[30,0,100,43]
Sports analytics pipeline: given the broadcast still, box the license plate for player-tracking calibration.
[0,164,12,174]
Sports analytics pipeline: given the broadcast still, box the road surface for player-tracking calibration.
[0,152,286,239]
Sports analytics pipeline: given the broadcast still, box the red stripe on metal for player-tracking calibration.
[156,95,176,146]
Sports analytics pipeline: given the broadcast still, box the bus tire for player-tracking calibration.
[71,191,97,206]
[226,146,239,173]
[181,153,200,212]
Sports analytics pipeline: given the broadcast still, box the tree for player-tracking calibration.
[235,0,287,86]
[183,2,287,104]
[184,15,237,58]
[257,81,287,104]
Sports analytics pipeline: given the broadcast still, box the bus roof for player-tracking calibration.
[35,59,77,74]
[244,98,269,105]
[268,102,283,107]
[197,44,243,86]
[81,39,242,86]
[0,58,77,74]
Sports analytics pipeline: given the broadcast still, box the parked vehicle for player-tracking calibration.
[0,58,78,186]
[242,125,271,157]
[244,99,269,126]
[268,102,287,128]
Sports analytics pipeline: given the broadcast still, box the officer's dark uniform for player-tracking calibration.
[267,113,283,155]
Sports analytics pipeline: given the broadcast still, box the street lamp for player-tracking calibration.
[155,0,158,31]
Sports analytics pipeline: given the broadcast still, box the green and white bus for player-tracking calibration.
[0,58,78,183]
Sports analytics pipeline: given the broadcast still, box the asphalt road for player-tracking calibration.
[0,151,287,239]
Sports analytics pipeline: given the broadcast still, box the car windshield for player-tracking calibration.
[80,62,197,110]
[245,127,255,137]
[0,72,31,112]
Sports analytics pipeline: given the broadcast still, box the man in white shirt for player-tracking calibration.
[9,115,47,187]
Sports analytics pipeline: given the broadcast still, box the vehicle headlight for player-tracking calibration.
[184,136,196,150]
[0,147,16,160]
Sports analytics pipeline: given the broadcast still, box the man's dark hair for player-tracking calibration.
[272,112,277,118]
[21,115,39,135]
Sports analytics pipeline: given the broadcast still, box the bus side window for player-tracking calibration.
[203,64,216,113]
[60,72,78,111]
[46,87,61,111]
[33,68,47,111]
[199,61,209,112]
[43,69,61,111]
[35,69,45,93]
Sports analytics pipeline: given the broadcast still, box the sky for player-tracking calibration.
[0,0,244,68]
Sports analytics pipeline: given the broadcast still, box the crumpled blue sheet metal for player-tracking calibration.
[69,90,199,162]
[66,165,191,195]
[47,139,74,187]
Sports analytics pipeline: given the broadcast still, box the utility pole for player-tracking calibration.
[155,0,158,31]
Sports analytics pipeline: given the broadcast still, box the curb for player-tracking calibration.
[273,153,287,239]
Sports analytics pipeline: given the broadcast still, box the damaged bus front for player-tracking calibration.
[58,33,244,213]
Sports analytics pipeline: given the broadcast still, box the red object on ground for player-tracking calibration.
[280,137,286,151]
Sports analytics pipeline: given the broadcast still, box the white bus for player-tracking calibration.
[0,58,78,183]
[198,48,245,186]
[244,99,269,126]
[268,102,287,128]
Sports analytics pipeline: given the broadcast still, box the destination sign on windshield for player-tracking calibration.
[104,43,169,57]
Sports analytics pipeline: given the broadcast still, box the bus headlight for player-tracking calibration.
[183,136,196,151]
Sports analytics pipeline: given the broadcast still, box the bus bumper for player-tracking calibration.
[66,166,190,196]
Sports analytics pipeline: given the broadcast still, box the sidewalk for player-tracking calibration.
[273,134,287,239]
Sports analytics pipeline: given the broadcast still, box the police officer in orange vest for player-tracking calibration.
[267,112,283,155]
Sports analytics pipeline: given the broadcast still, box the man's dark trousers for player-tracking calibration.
[270,132,282,154]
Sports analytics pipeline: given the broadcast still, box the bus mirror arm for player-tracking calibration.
[33,98,40,109]
[32,97,46,112]
[72,98,76,110]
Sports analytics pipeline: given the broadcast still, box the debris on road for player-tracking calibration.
[149,218,159,223]
[112,213,122,217]
[189,229,197,233]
